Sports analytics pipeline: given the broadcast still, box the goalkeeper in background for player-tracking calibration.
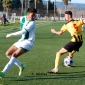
[0,7,37,77]
[48,11,85,74]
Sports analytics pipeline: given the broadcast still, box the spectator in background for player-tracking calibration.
[2,14,9,25]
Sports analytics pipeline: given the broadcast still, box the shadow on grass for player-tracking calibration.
[3,70,85,81]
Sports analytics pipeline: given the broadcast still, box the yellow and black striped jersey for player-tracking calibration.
[61,20,84,42]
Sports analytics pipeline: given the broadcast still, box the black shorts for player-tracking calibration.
[64,41,83,52]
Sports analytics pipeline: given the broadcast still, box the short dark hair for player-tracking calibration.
[27,7,37,13]
[65,11,72,17]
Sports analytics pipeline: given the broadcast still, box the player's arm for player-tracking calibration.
[6,29,26,38]
[6,21,35,38]
[51,24,66,35]
[51,29,63,35]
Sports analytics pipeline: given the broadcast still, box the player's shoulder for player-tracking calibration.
[20,16,26,22]
[29,20,36,24]
[65,20,74,24]
[65,20,80,25]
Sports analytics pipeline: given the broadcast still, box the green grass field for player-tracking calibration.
[0,21,85,85]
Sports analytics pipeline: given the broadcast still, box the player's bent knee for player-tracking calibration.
[5,51,13,56]
[12,53,19,58]
[56,52,62,55]
[5,51,10,56]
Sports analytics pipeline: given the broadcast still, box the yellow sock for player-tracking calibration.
[55,52,61,69]
[69,53,73,58]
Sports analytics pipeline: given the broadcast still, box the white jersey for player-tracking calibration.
[12,16,36,50]
[20,16,36,42]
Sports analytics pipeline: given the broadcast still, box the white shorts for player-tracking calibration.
[13,40,34,51]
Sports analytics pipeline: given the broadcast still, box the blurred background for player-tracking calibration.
[0,0,85,24]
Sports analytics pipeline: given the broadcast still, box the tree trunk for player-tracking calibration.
[65,5,67,11]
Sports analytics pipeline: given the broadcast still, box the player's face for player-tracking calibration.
[28,12,36,20]
[65,14,70,21]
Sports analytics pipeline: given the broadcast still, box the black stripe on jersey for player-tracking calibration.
[73,35,83,42]
[79,35,83,41]
[73,35,78,42]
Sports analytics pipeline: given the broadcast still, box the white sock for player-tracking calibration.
[7,56,22,67]
[7,56,11,59]
[15,59,22,67]
[3,56,17,73]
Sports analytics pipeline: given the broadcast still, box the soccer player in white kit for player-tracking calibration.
[0,7,37,77]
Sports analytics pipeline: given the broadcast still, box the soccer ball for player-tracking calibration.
[64,56,73,66]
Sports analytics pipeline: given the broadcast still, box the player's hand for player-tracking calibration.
[6,34,12,38]
[51,29,56,34]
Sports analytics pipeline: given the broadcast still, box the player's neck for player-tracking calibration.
[68,18,74,22]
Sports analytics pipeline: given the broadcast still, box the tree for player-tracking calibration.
[11,0,21,9]
[0,0,3,11]
[62,0,71,11]
[48,0,54,10]
[30,0,45,10]
[2,0,12,12]
[30,0,40,3]
[30,0,42,8]
[34,0,40,8]
[47,0,58,16]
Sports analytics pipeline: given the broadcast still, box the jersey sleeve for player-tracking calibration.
[6,29,27,37]
[61,24,67,32]
[24,21,35,32]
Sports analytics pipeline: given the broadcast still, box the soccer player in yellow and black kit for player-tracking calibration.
[48,11,85,74]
